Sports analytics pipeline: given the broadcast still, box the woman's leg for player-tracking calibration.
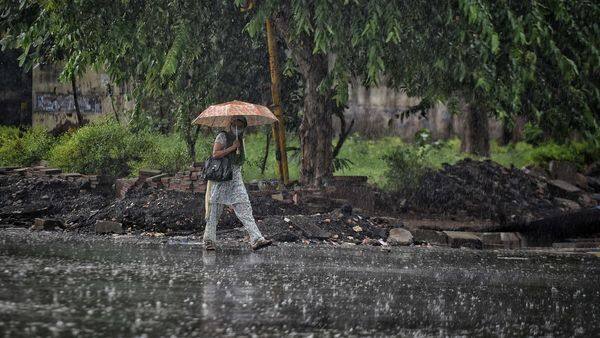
[231,202,264,244]
[203,203,224,242]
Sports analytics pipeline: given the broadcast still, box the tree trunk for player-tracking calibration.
[260,130,271,175]
[184,123,200,163]
[273,12,333,187]
[297,54,332,186]
[71,74,83,126]
[460,101,490,157]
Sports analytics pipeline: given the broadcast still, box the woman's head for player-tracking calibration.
[229,116,247,137]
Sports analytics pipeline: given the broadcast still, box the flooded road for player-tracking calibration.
[1,228,599,337]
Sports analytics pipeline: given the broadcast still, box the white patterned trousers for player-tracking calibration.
[203,202,264,244]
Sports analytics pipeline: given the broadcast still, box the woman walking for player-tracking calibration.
[203,116,272,251]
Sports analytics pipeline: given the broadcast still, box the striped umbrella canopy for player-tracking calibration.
[192,100,278,127]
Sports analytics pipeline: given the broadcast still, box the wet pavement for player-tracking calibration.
[1,228,599,337]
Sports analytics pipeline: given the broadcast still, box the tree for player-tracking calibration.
[379,0,599,155]
[242,0,599,165]
[2,0,276,162]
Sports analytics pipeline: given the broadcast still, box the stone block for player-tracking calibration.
[146,173,168,182]
[30,218,64,231]
[412,229,448,246]
[553,197,582,212]
[549,160,577,182]
[549,179,582,199]
[41,168,62,175]
[139,169,162,178]
[95,220,124,234]
[443,231,482,249]
[480,232,523,249]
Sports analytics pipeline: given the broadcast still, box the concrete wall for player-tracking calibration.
[341,79,504,141]
[0,50,32,126]
[32,64,132,132]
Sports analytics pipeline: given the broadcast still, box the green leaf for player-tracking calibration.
[490,32,499,54]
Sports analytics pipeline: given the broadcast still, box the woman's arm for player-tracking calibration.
[212,139,240,159]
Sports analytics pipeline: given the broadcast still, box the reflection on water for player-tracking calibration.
[0,229,599,336]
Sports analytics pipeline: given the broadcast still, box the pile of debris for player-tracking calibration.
[225,205,398,245]
[0,173,326,234]
[0,174,111,228]
[409,158,599,224]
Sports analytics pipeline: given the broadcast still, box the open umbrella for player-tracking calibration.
[192,100,278,127]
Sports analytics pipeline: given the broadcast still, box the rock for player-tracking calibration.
[30,218,64,231]
[553,197,582,211]
[574,173,589,190]
[522,165,549,179]
[412,229,448,246]
[549,160,578,182]
[585,162,600,176]
[95,220,124,234]
[271,192,285,202]
[587,176,600,192]
[387,228,413,246]
[548,179,582,199]
[443,231,482,249]
[578,194,597,208]
[361,238,382,246]
[340,204,353,216]
[370,227,388,239]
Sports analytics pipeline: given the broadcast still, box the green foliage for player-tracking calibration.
[332,157,354,172]
[523,122,544,145]
[48,121,152,177]
[383,146,429,196]
[129,133,190,176]
[0,126,20,146]
[0,126,55,166]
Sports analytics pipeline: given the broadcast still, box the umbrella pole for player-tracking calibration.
[266,18,289,185]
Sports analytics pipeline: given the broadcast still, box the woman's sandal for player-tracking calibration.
[251,238,272,251]
[204,240,216,251]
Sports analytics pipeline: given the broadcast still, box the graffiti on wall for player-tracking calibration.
[35,94,102,114]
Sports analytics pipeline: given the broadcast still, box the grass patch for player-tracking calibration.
[1,122,593,187]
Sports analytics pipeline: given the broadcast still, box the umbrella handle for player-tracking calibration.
[236,126,241,155]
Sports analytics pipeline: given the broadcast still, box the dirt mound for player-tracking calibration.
[0,175,111,228]
[0,175,322,233]
[409,159,561,223]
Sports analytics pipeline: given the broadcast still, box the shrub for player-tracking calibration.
[523,122,544,145]
[0,126,20,146]
[383,145,429,196]
[0,126,55,166]
[131,132,191,175]
[48,121,152,177]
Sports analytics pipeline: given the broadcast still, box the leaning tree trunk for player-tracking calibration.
[460,100,490,157]
[273,12,333,187]
[71,74,83,126]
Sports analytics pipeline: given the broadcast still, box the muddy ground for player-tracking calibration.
[1,158,598,245]
[0,174,395,243]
